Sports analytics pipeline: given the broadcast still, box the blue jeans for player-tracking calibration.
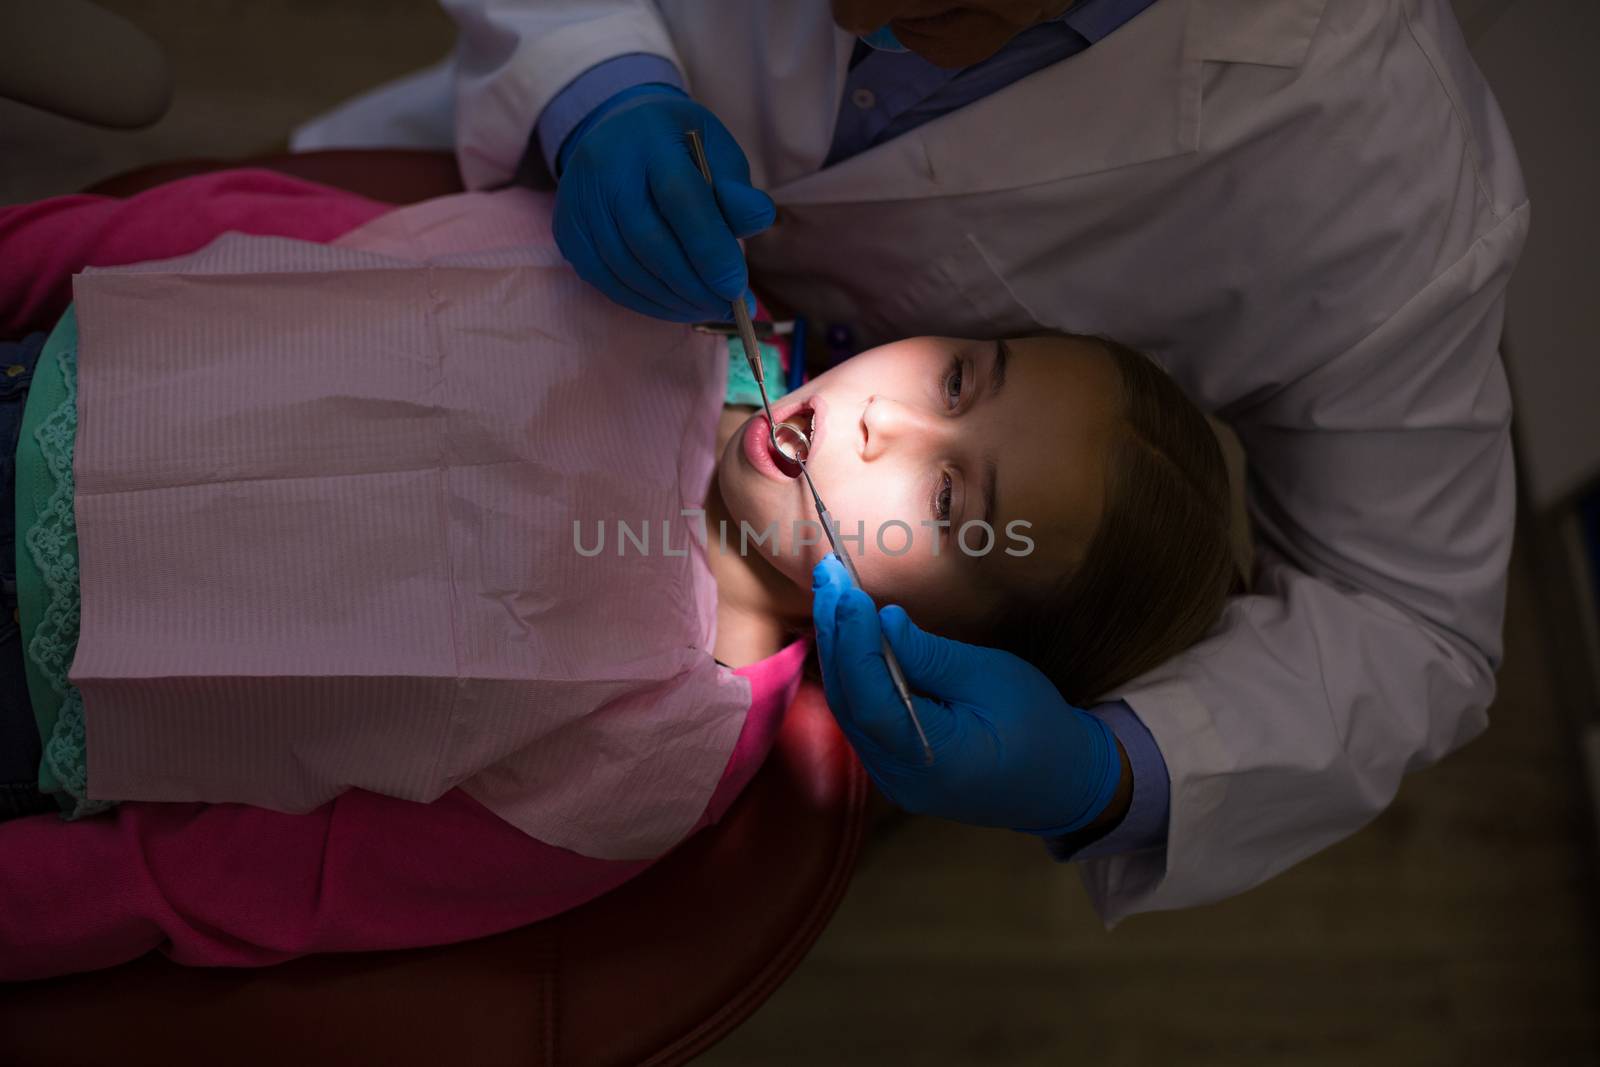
[0,332,55,821]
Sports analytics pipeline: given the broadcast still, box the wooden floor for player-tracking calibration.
[6,2,1596,1062]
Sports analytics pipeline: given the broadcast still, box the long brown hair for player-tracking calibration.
[981,335,1244,707]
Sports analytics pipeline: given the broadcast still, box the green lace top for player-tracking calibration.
[12,305,786,816]
[15,307,108,818]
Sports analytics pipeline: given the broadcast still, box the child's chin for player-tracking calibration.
[769,549,813,588]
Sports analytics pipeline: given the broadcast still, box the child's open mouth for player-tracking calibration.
[741,396,822,483]
[770,406,813,477]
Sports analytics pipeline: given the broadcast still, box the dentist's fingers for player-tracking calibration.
[811,556,854,725]
[813,553,852,588]
[879,603,1009,710]
[873,605,964,753]
[698,119,776,244]
[715,178,777,239]
[595,216,707,321]
[829,587,935,761]
[651,156,751,305]
[553,207,683,321]
[620,182,735,318]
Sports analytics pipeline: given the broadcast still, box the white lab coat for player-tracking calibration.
[293,0,1528,925]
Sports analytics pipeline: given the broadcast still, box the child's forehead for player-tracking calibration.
[1009,332,1116,372]
[973,338,1118,581]
[1000,335,1122,424]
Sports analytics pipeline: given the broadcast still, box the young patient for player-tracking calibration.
[4,322,1238,833]
[0,183,1241,980]
[707,332,1240,710]
[3,190,1236,852]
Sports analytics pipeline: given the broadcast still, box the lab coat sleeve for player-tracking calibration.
[1078,200,1531,926]
[443,0,686,189]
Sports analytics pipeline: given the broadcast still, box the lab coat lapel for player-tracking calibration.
[771,0,1325,205]
[665,0,858,189]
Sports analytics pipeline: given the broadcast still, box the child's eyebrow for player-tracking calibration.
[982,454,998,530]
[991,338,1010,398]
[980,339,1008,529]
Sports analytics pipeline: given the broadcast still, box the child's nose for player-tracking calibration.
[861,395,942,460]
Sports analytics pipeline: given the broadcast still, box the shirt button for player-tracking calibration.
[851,88,876,110]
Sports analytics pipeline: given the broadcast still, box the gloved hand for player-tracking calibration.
[811,555,1124,835]
[553,83,776,323]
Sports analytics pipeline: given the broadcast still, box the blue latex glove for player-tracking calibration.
[553,83,776,323]
[811,555,1123,835]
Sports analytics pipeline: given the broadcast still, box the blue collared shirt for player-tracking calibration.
[827,0,1158,165]
[530,0,1171,862]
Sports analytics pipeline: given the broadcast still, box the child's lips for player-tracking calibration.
[741,411,791,482]
[740,394,827,484]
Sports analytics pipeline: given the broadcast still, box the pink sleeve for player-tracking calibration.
[0,169,392,338]
[0,642,809,981]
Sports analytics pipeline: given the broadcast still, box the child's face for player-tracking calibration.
[715,335,1122,637]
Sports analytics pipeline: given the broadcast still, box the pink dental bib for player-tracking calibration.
[68,189,749,860]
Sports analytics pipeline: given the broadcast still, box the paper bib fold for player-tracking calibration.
[70,189,748,860]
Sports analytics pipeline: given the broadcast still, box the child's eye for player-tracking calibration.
[933,472,953,523]
[943,357,965,409]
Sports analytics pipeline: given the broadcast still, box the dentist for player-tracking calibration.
[294,0,1527,924]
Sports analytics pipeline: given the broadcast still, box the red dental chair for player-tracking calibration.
[0,151,872,1067]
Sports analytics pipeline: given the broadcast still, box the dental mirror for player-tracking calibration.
[772,422,810,463]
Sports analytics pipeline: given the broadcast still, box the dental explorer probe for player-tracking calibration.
[685,129,936,765]
[792,460,936,765]
[684,130,787,469]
